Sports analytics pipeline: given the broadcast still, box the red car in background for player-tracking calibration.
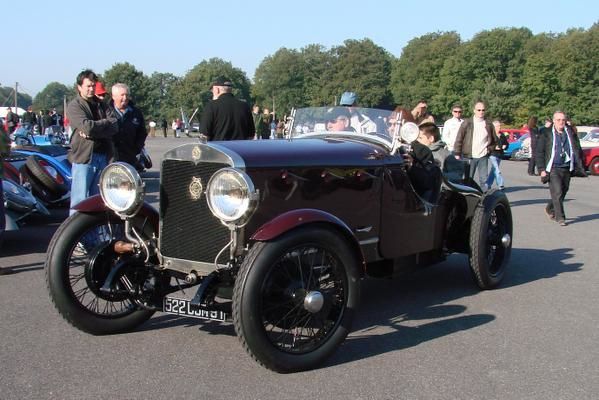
[582,146,599,175]
[500,128,529,143]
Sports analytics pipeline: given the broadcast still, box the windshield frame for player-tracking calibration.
[288,106,397,151]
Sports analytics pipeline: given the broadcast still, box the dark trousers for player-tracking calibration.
[547,167,571,222]
[528,155,537,175]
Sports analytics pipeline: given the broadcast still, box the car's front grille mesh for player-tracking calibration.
[159,159,230,263]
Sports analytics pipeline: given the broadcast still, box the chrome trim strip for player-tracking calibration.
[161,256,226,276]
[359,237,379,246]
[209,143,246,169]
[161,143,243,168]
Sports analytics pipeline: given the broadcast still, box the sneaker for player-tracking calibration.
[558,220,567,226]
[544,207,555,220]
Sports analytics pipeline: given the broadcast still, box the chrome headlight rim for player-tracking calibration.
[99,162,144,217]
[206,168,258,227]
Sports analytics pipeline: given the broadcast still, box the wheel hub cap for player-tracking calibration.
[303,291,324,313]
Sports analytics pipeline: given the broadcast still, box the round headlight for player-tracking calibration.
[400,122,420,143]
[207,168,258,226]
[99,162,144,217]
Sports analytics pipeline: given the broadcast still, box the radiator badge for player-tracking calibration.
[189,176,203,200]
[192,145,202,160]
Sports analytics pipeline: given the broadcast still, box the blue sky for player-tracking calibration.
[2,0,597,97]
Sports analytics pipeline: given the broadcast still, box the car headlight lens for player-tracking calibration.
[207,168,258,225]
[99,162,144,217]
[400,122,419,143]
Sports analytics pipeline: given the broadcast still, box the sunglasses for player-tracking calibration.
[452,110,462,113]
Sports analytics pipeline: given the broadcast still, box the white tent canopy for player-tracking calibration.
[0,106,26,118]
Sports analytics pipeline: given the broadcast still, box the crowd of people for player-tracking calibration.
[396,98,587,227]
[1,75,589,230]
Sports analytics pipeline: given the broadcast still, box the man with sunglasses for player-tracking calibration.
[325,107,354,132]
[453,101,498,192]
[442,104,464,152]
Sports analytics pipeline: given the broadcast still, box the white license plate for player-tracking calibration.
[162,297,226,322]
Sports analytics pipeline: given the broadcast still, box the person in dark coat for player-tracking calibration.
[527,116,541,175]
[108,83,148,167]
[200,76,255,141]
[5,107,19,134]
[535,110,586,226]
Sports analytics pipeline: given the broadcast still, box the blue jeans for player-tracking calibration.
[70,153,108,215]
[486,155,504,189]
[469,156,489,192]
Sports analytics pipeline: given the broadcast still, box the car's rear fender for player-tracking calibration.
[73,194,159,232]
[250,208,366,274]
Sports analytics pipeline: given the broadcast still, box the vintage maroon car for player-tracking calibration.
[582,146,599,175]
[45,106,513,373]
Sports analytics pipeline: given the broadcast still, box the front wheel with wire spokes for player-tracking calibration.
[46,212,156,335]
[233,226,360,373]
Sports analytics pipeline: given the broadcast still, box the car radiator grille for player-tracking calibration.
[159,159,230,263]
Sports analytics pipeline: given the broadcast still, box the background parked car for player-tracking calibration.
[578,127,599,148]
[500,128,528,143]
[504,132,530,160]
[582,146,599,175]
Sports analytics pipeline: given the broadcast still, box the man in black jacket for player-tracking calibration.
[67,69,118,214]
[109,83,147,168]
[200,76,255,141]
[535,110,585,226]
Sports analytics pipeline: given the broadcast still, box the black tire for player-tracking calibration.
[46,212,156,335]
[233,226,360,373]
[469,190,513,289]
[590,157,599,176]
[25,155,68,195]
[20,166,62,204]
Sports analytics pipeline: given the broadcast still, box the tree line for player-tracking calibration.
[12,23,599,127]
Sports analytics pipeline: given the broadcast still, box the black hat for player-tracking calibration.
[210,76,233,88]
[325,107,351,121]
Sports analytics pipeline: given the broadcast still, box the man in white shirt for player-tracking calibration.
[339,91,377,134]
[442,104,463,151]
[453,101,498,191]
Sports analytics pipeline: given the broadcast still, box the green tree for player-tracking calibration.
[33,82,73,114]
[253,48,308,118]
[102,62,152,117]
[438,28,533,124]
[147,72,180,121]
[170,58,251,123]
[327,39,393,108]
[552,25,599,125]
[391,31,461,116]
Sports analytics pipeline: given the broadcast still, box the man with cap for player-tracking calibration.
[199,76,255,141]
[94,81,108,105]
[339,91,377,134]
[325,107,354,132]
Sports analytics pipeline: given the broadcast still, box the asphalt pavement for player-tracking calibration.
[1,136,598,400]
